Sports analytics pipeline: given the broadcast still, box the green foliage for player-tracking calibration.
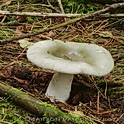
[60,32,67,36]
[109,18,124,25]
[60,0,100,14]
[74,38,85,42]
[41,0,100,14]
[39,102,93,124]
[0,28,15,40]
[19,0,43,4]
[112,84,124,95]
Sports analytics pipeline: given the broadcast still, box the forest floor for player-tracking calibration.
[0,1,124,124]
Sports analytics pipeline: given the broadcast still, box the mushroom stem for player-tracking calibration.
[45,73,73,102]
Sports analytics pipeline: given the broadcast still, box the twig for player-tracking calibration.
[115,113,124,123]
[90,76,107,99]
[0,2,124,43]
[95,109,117,115]
[97,13,124,18]
[0,10,83,17]
[0,10,124,18]
[97,91,100,113]
[56,0,65,13]
[47,0,60,13]
[104,81,108,97]
[105,18,124,28]
[56,0,67,21]
[0,120,12,124]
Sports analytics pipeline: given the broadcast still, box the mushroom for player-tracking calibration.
[27,40,114,102]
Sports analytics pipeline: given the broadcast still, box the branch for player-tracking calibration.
[0,10,84,17]
[0,2,124,43]
[97,13,124,18]
[56,0,65,13]
[0,10,124,18]
[0,81,94,124]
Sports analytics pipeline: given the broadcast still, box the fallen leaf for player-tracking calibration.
[18,39,34,48]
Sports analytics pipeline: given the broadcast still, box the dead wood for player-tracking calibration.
[0,11,83,17]
[0,10,124,18]
[0,81,94,124]
[0,2,124,43]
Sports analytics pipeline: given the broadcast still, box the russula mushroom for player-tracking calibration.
[27,40,114,102]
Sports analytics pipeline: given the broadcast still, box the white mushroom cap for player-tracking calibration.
[27,40,114,76]
[27,40,114,101]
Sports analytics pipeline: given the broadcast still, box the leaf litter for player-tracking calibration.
[0,5,124,124]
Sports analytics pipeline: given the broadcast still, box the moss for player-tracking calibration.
[0,29,15,40]
[3,86,93,124]
[39,102,93,124]
[0,97,29,124]
[74,38,85,43]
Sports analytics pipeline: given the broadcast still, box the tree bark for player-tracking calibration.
[0,81,94,124]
